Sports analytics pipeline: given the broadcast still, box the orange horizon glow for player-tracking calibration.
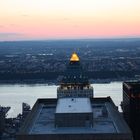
[0,0,140,41]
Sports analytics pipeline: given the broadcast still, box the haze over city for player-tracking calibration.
[0,0,140,41]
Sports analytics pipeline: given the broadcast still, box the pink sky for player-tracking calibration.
[0,0,140,41]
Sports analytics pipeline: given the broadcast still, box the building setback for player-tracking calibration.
[57,52,93,98]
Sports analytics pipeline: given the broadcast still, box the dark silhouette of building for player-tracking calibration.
[121,81,140,140]
[22,102,31,120]
[0,106,10,139]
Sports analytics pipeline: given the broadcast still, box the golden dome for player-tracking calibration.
[70,52,80,62]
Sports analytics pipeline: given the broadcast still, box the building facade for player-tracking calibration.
[57,52,93,98]
[121,81,140,140]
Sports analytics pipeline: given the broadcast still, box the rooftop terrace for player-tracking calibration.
[18,98,131,135]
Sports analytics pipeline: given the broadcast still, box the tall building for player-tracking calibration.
[121,81,140,140]
[57,52,93,98]
[17,53,133,140]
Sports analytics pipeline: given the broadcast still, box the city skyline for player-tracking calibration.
[0,0,140,41]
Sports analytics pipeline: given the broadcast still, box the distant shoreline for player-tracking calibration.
[0,78,134,85]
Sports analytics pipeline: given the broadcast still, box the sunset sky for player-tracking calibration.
[0,0,140,41]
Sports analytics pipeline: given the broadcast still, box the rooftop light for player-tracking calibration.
[70,52,80,62]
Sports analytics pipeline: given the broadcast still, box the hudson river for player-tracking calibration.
[0,82,122,118]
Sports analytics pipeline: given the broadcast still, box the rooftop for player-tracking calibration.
[18,98,131,135]
[56,98,92,113]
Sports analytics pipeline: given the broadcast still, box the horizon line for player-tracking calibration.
[1,37,140,43]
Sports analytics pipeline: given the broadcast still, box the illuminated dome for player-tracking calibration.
[70,52,80,62]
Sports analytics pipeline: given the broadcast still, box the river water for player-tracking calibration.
[0,82,122,118]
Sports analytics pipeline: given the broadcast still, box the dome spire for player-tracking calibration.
[70,52,80,62]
